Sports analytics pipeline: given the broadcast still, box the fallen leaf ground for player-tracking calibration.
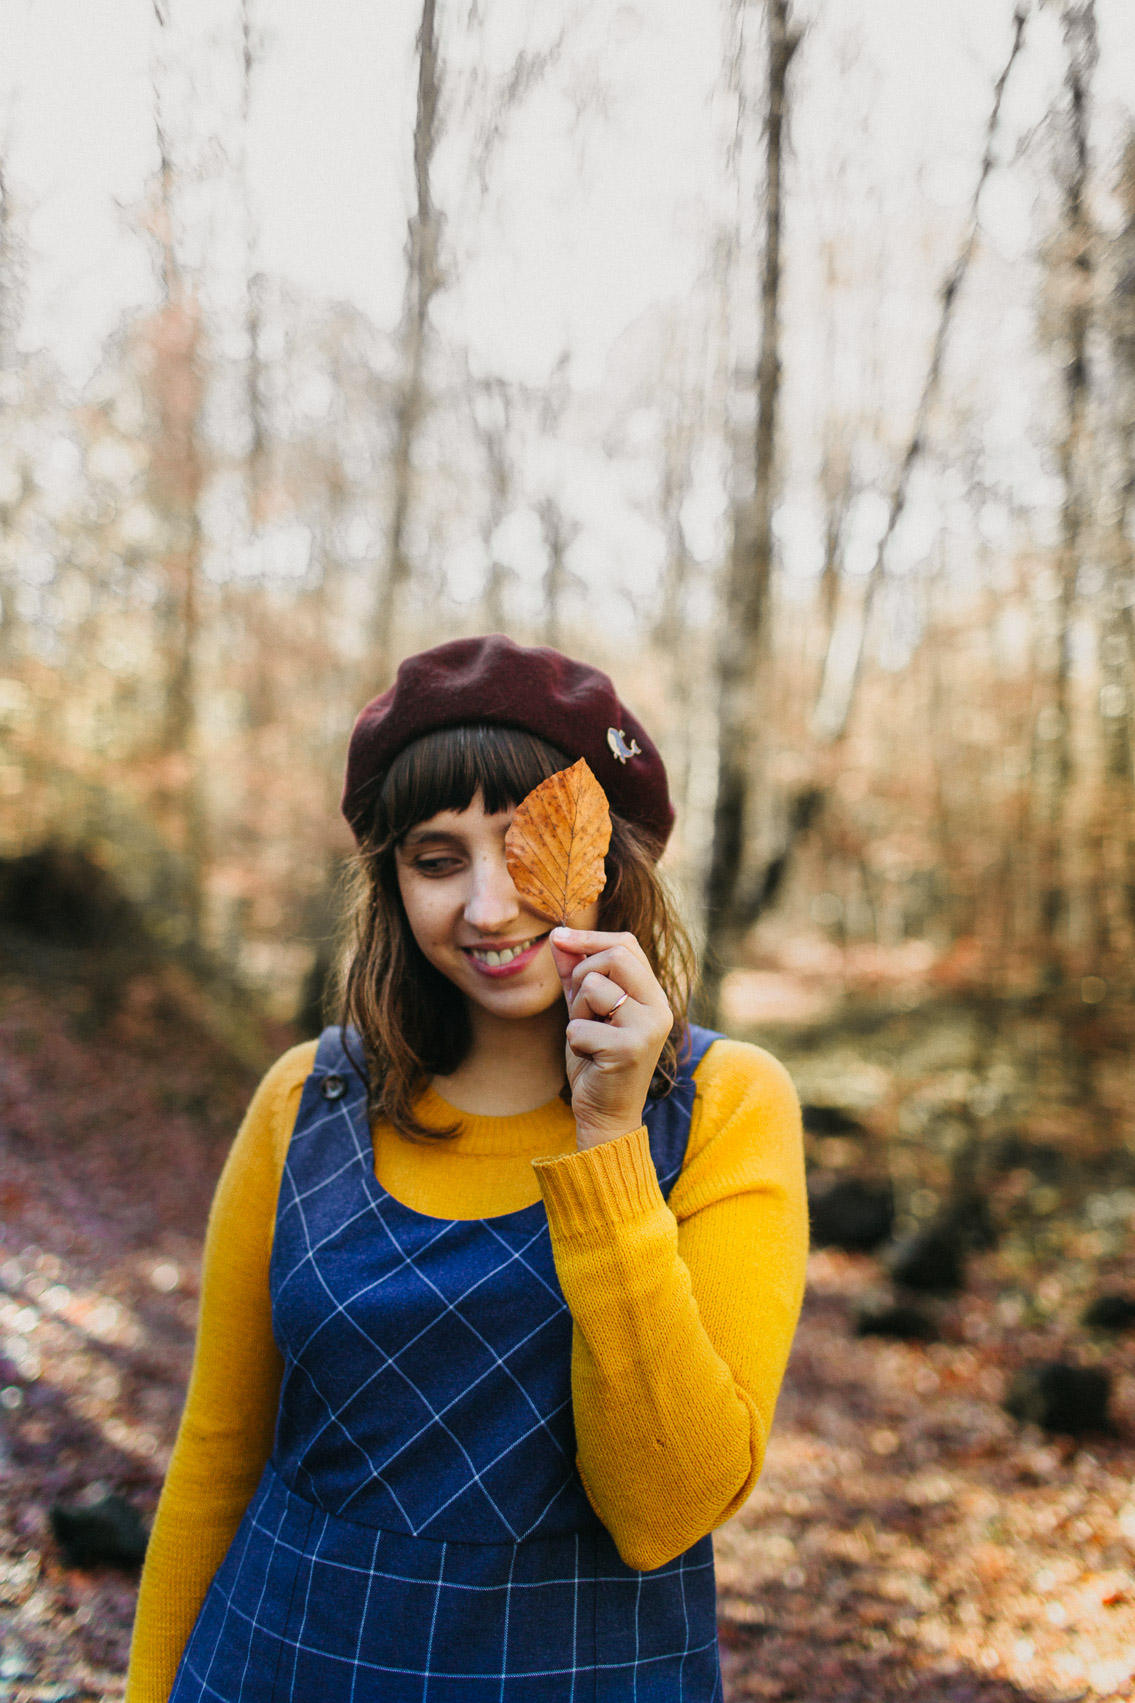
[718,1246,1135,1701]
[1,956,1134,1702]
[0,950,258,1700]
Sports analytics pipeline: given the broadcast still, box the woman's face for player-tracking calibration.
[394,792,599,1021]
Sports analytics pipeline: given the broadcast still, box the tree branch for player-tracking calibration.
[811,3,1029,743]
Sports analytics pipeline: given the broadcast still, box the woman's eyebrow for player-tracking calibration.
[400,826,463,849]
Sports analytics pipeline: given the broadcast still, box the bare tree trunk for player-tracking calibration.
[1033,0,1097,987]
[696,5,1028,1023]
[652,315,702,659]
[469,375,514,631]
[0,154,15,375]
[811,4,1028,744]
[1095,132,1135,955]
[538,497,578,650]
[653,400,700,837]
[148,278,205,765]
[146,0,208,950]
[700,0,799,1021]
[240,0,267,512]
[0,151,25,668]
[373,0,443,674]
[817,436,852,651]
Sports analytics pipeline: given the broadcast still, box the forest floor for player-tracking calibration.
[1,941,1135,1702]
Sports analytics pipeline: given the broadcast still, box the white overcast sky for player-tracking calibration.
[4,0,1135,656]
[4,0,1135,392]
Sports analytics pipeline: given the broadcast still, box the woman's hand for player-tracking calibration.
[548,927,673,1151]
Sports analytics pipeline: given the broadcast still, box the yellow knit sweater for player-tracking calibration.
[126,1037,807,1701]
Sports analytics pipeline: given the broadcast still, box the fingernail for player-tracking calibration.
[550,927,569,941]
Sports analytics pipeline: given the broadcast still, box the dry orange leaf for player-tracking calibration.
[505,758,611,924]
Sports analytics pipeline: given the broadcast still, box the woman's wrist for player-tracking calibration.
[574,1118,644,1152]
[535,1124,659,1234]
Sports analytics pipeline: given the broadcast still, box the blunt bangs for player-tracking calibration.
[374,724,570,844]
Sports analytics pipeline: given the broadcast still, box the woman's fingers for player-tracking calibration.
[551,926,649,968]
[552,933,651,1008]
[569,968,637,1023]
[566,942,649,990]
[566,966,671,1058]
[565,1014,640,1060]
[549,932,662,1014]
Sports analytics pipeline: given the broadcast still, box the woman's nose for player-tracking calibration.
[463,853,522,932]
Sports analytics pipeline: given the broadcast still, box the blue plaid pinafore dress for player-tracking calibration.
[169,1024,725,1702]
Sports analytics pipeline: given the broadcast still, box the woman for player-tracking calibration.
[126,634,808,1702]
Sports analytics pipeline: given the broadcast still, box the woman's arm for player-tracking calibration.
[533,1039,807,1571]
[125,1043,316,1703]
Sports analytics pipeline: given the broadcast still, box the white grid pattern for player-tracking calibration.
[174,1469,721,1697]
[167,1026,726,1701]
[270,1059,584,1543]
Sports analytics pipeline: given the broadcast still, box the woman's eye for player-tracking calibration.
[412,856,462,876]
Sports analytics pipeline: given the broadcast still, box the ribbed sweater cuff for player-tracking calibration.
[532,1126,662,1240]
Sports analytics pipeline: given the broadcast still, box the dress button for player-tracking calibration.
[320,1073,347,1101]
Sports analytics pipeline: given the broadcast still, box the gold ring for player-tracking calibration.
[607,990,629,1017]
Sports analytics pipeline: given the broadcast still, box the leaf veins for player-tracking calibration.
[504,758,612,924]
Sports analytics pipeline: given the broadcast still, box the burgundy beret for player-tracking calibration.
[342,635,674,851]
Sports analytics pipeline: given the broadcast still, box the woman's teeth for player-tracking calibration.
[469,936,541,966]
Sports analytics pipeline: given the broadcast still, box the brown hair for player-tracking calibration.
[338,723,695,1139]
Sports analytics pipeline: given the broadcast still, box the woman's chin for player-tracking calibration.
[461,966,564,1020]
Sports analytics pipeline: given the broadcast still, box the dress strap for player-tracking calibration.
[311,1024,367,1084]
[682,1023,723,1077]
[643,1023,724,1200]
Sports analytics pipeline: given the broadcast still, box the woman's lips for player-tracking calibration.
[461,933,549,978]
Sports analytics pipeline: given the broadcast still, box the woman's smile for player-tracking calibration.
[462,931,550,975]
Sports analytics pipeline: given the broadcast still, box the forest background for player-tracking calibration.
[3,1,1135,1699]
[3,0,1135,1041]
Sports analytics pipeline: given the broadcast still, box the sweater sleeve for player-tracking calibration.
[532,1039,807,1572]
[125,1041,317,1703]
